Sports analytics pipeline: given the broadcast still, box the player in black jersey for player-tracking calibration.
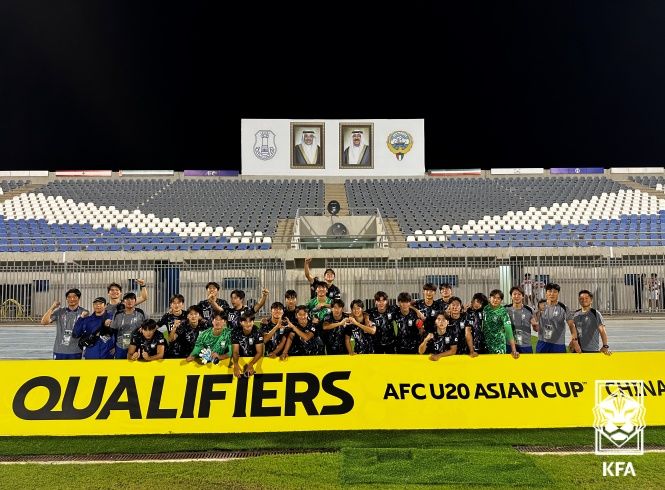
[322,299,349,355]
[167,305,208,358]
[157,294,187,339]
[394,292,426,354]
[344,299,376,354]
[304,257,341,300]
[434,282,454,311]
[283,290,298,324]
[227,288,269,332]
[261,302,290,358]
[127,319,165,361]
[412,283,444,333]
[282,305,325,357]
[197,282,230,326]
[366,291,397,354]
[465,292,488,357]
[418,312,459,360]
[443,297,466,355]
[232,312,264,378]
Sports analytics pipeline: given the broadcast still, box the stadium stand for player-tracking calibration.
[2,175,665,251]
[0,178,323,251]
[345,176,665,248]
[629,175,665,194]
[0,180,31,194]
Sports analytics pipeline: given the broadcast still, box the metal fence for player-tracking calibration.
[1,253,664,322]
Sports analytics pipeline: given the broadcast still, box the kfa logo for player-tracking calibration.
[253,130,277,160]
[593,380,646,455]
[602,461,636,477]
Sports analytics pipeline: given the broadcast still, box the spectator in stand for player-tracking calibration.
[41,288,88,360]
[72,296,115,359]
[634,273,646,313]
[648,273,661,312]
[521,273,535,308]
[533,277,546,303]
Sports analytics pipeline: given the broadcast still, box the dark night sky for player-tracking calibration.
[1,0,664,171]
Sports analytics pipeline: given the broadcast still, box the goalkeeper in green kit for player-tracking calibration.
[482,289,520,358]
[186,311,232,364]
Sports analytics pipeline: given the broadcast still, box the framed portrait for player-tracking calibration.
[291,122,325,169]
[339,122,374,169]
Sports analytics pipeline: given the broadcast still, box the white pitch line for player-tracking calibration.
[525,449,665,456]
[0,457,242,465]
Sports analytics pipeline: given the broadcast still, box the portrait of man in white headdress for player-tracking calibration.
[340,123,373,168]
[291,123,325,168]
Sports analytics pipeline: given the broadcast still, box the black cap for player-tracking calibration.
[93,297,107,304]
[122,292,137,301]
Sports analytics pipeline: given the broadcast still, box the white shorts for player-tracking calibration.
[650,290,660,301]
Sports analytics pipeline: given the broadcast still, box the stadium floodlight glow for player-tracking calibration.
[326,200,341,216]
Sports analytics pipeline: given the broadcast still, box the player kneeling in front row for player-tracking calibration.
[282,305,325,358]
[187,311,233,364]
[232,312,264,378]
[167,305,208,359]
[127,319,165,361]
[419,312,458,361]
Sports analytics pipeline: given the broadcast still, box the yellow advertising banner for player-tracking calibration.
[0,353,664,436]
